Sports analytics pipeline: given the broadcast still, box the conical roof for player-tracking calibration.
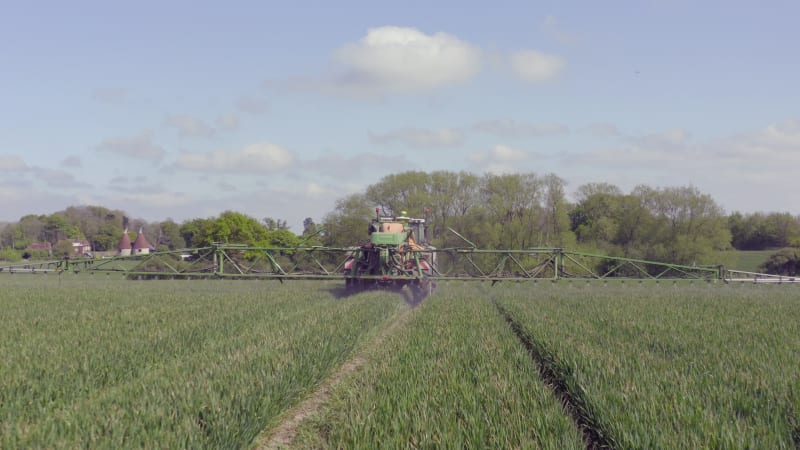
[133,228,151,250]
[117,228,132,250]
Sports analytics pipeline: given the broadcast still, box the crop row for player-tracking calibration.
[291,286,585,449]
[494,282,800,448]
[0,277,404,449]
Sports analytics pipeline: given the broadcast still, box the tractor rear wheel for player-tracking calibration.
[345,278,359,294]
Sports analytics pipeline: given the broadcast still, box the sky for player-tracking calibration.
[1,0,798,231]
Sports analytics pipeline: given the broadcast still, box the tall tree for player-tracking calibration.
[154,219,186,250]
[180,218,215,248]
[613,193,652,256]
[322,193,374,247]
[42,215,81,245]
[639,186,731,264]
[18,215,46,244]
[300,217,323,245]
[0,223,29,250]
[477,173,543,249]
[541,173,574,247]
[211,211,268,244]
[263,217,289,231]
[427,171,479,245]
[365,171,432,216]
[570,182,623,246]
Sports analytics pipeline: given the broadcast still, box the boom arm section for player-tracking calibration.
[3,244,791,283]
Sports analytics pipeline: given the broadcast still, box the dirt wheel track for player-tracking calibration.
[253,304,416,450]
[493,299,617,450]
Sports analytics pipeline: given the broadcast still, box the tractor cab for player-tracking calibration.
[406,218,429,245]
[368,210,430,246]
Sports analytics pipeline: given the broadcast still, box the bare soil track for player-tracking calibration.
[790,411,800,449]
[253,304,416,450]
[493,299,617,450]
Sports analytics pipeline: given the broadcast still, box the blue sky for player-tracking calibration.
[1,0,798,230]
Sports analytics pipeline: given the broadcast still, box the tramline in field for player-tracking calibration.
[1,208,796,285]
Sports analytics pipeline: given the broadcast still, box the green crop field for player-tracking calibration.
[2,274,799,449]
[292,290,585,449]
[719,249,777,273]
[493,282,800,448]
[0,276,405,449]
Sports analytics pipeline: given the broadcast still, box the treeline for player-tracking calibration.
[321,171,799,270]
[1,171,799,268]
[0,206,314,261]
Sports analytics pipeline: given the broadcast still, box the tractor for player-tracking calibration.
[343,209,437,294]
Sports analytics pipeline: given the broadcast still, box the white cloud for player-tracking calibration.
[268,26,566,97]
[697,121,800,213]
[509,49,565,83]
[469,144,532,173]
[334,26,481,93]
[95,130,166,161]
[760,118,800,148]
[165,115,216,139]
[470,144,529,163]
[304,182,325,198]
[0,155,30,171]
[570,120,800,205]
[492,144,529,162]
[712,119,800,168]
[175,142,294,173]
[472,119,568,137]
[369,127,464,148]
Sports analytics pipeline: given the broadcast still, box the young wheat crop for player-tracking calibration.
[0,276,404,449]
[495,281,800,448]
[293,285,585,449]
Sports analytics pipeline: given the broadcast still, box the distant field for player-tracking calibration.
[720,249,776,272]
[2,275,799,448]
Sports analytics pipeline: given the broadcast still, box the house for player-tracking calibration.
[119,227,153,256]
[70,239,92,256]
[53,239,92,257]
